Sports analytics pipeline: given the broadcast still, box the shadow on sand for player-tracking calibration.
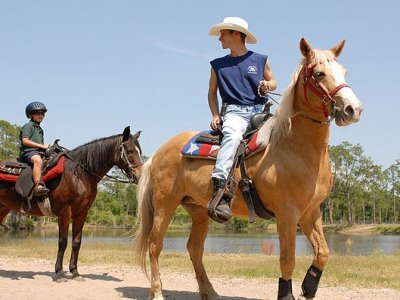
[117,286,264,300]
[0,268,122,282]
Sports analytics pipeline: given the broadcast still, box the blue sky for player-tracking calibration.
[1,1,399,169]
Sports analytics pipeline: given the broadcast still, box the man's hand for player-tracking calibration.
[210,115,222,131]
[259,80,270,94]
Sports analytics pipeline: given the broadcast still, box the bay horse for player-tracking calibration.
[0,126,143,281]
[134,38,363,300]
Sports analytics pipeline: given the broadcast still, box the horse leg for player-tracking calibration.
[148,201,180,300]
[69,212,87,280]
[298,209,328,300]
[0,204,11,224]
[183,199,220,300]
[276,214,298,300]
[55,209,71,282]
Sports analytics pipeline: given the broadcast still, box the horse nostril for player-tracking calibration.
[344,105,355,117]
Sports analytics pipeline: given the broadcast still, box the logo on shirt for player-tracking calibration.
[247,66,258,74]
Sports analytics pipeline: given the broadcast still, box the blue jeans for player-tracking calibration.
[212,104,264,180]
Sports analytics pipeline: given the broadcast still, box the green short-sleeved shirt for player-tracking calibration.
[19,120,44,153]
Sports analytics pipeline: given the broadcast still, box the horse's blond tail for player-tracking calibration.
[133,157,153,276]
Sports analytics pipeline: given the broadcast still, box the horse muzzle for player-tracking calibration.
[334,100,363,126]
[130,165,142,184]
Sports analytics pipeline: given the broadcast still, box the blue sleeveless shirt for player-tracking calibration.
[210,51,268,106]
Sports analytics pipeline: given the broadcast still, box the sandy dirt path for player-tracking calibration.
[0,256,399,300]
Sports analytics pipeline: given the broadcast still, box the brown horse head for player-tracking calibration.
[119,126,143,183]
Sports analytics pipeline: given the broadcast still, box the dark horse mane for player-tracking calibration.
[67,134,123,176]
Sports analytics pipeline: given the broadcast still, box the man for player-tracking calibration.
[207,17,277,222]
[19,101,51,195]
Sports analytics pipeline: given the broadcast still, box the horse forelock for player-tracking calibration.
[270,49,336,146]
[131,134,142,155]
[68,134,122,175]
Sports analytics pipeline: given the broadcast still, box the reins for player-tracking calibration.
[61,142,140,184]
[257,83,282,105]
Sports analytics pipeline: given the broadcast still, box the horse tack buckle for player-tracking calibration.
[321,95,329,105]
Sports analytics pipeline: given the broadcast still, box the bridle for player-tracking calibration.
[301,62,350,124]
[118,140,143,182]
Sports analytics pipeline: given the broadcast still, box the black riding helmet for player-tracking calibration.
[25,101,47,118]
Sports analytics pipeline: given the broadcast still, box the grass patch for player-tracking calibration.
[372,225,400,234]
[1,239,400,290]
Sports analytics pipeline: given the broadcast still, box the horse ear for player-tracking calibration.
[133,131,141,140]
[122,126,130,141]
[331,40,345,58]
[300,37,314,60]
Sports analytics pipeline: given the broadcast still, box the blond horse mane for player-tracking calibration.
[270,49,336,146]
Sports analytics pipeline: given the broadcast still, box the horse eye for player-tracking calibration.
[314,71,326,78]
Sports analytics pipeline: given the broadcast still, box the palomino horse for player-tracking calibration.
[0,126,143,281]
[134,38,363,299]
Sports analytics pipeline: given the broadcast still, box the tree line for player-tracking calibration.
[0,119,399,229]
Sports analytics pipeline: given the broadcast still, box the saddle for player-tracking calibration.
[0,140,67,211]
[195,110,273,146]
[181,104,275,222]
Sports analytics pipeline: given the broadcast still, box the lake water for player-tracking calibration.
[1,229,399,256]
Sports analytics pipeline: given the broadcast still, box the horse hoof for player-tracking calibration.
[72,275,85,282]
[54,276,68,283]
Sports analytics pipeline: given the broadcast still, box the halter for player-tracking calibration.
[119,141,143,180]
[302,62,350,121]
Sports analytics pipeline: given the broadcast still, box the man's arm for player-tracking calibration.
[208,67,221,131]
[259,60,277,93]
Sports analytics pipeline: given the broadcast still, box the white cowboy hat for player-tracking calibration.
[208,17,257,44]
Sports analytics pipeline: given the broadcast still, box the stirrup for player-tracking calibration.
[207,189,232,223]
[34,182,49,196]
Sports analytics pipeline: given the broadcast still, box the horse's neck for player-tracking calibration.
[71,142,117,180]
[287,87,331,161]
[290,117,330,151]
[94,146,117,178]
[276,116,331,167]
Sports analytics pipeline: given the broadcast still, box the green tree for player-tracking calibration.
[330,142,366,225]
[363,163,385,223]
[88,168,138,227]
[0,120,20,160]
[384,159,400,223]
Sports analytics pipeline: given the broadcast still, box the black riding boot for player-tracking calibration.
[207,177,232,223]
[34,180,49,196]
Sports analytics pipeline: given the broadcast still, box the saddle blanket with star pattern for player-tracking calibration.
[180,118,275,160]
[180,131,220,159]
